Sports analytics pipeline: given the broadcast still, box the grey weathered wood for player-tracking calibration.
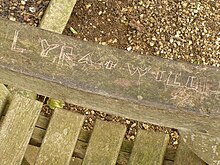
[174,139,206,165]
[23,145,86,165]
[180,130,220,165]
[30,129,132,165]
[164,145,177,161]
[30,126,46,146]
[31,114,133,152]
[0,18,219,138]
[23,145,39,165]
[0,84,9,117]
[82,119,126,165]
[35,109,84,165]
[29,114,175,163]
[128,130,169,165]
[7,85,37,100]
[36,114,49,130]
[0,94,42,165]
[39,0,77,33]
[23,145,85,165]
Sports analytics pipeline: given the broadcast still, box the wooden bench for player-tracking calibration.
[0,0,219,164]
[0,87,206,165]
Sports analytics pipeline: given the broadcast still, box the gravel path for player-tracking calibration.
[65,0,219,66]
[0,0,49,26]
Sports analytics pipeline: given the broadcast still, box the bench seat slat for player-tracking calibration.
[0,95,42,165]
[35,109,84,165]
[128,130,169,165]
[39,0,77,33]
[82,119,126,165]
[0,84,9,117]
[174,140,206,165]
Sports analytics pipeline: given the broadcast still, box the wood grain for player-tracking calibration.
[0,84,9,117]
[82,119,126,165]
[128,130,169,165]
[0,95,42,165]
[179,130,220,165]
[0,18,219,137]
[174,139,206,165]
[35,109,84,165]
[39,0,77,33]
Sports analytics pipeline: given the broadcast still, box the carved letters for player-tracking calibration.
[11,31,27,53]
[104,60,117,70]
[127,63,151,77]
[166,71,181,87]
[55,45,76,67]
[40,39,59,57]
[155,71,166,81]
[78,53,93,65]
[9,30,220,100]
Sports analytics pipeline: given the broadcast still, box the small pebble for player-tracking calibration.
[29,7,36,13]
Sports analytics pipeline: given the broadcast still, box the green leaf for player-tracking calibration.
[47,98,65,110]
[70,27,78,34]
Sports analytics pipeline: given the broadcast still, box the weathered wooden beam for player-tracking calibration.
[174,139,206,165]
[128,130,169,165]
[82,120,126,165]
[0,84,9,117]
[0,18,219,136]
[180,130,220,164]
[39,0,77,33]
[35,109,84,165]
[0,94,42,165]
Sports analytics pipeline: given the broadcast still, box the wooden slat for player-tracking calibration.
[174,140,206,165]
[0,84,9,117]
[164,145,177,161]
[23,145,39,165]
[30,126,46,146]
[0,94,42,165]
[7,85,37,100]
[39,0,77,33]
[36,115,50,129]
[35,109,84,165]
[31,114,133,152]
[128,130,169,165]
[0,18,219,137]
[29,114,176,163]
[179,130,219,165]
[22,145,85,165]
[82,119,126,165]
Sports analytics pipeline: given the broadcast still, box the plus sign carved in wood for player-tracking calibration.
[0,18,219,135]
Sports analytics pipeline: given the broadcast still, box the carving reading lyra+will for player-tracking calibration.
[8,30,220,110]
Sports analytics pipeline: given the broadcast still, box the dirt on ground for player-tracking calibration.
[64,0,219,66]
[0,0,50,26]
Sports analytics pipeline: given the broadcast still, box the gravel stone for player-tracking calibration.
[0,0,50,26]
